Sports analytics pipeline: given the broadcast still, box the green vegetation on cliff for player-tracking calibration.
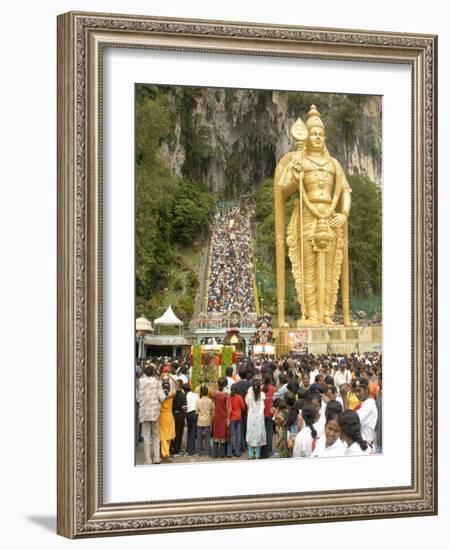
[348,174,382,297]
[286,93,366,149]
[136,85,214,322]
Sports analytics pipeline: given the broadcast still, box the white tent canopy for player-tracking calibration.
[154,305,183,326]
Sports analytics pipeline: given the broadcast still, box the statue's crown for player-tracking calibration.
[306,104,324,130]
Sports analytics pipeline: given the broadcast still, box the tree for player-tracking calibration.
[172,180,214,246]
[347,174,382,297]
[135,89,179,301]
[135,85,215,322]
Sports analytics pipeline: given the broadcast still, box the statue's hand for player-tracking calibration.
[329,213,347,228]
[291,159,303,182]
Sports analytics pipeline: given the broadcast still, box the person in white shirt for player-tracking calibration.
[184,385,199,456]
[176,365,189,386]
[339,410,372,456]
[334,358,352,390]
[324,385,344,407]
[292,402,321,457]
[224,366,235,394]
[311,410,345,457]
[309,365,320,384]
[354,377,378,444]
[273,372,289,400]
[308,389,327,437]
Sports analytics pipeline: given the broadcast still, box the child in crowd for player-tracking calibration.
[195,385,214,456]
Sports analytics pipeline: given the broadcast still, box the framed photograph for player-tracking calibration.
[57,11,437,538]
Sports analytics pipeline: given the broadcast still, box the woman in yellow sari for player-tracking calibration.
[159,374,176,462]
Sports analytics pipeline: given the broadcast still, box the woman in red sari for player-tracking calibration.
[211,377,230,459]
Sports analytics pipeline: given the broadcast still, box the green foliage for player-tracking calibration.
[135,84,214,323]
[136,87,178,300]
[172,180,214,246]
[224,88,235,111]
[224,142,244,198]
[177,294,194,320]
[173,276,184,292]
[286,93,365,146]
[286,92,325,115]
[176,88,213,181]
[187,271,199,290]
[368,128,382,161]
[253,178,298,317]
[254,178,276,260]
[221,346,233,376]
[255,92,268,115]
[348,174,382,297]
[349,293,382,317]
[254,256,297,318]
[254,177,294,266]
[333,96,364,143]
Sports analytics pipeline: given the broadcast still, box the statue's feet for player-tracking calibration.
[324,316,335,325]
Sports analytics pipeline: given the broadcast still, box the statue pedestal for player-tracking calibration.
[295,319,320,327]
[275,326,291,356]
[276,325,382,355]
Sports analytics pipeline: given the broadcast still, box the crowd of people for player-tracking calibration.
[206,205,256,314]
[135,352,382,464]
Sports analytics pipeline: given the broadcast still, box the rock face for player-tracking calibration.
[159,86,382,197]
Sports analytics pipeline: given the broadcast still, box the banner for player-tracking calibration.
[288,330,308,352]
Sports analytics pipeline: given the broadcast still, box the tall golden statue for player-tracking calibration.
[274,105,351,327]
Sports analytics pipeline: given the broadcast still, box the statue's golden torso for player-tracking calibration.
[302,156,336,205]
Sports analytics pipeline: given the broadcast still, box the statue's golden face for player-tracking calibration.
[307,126,326,151]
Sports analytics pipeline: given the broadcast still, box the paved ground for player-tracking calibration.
[136,442,252,464]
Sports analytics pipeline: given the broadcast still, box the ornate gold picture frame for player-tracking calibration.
[57,11,437,538]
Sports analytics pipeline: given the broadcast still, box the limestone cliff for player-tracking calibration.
[158,86,382,197]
